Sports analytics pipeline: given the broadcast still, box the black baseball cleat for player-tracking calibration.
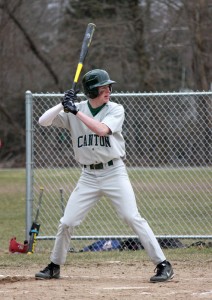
[35,262,60,279]
[150,260,174,283]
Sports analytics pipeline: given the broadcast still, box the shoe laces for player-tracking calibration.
[41,264,52,272]
[41,263,59,273]
[154,263,166,276]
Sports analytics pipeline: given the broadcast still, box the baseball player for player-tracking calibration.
[35,69,174,282]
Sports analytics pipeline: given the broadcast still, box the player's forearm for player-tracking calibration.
[39,103,63,126]
[76,111,110,136]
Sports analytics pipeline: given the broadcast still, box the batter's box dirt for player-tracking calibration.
[0,275,35,284]
[0,261,212,299]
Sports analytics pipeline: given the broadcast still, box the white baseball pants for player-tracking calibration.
[51,159,166,265]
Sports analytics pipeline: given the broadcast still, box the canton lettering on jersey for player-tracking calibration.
[78,134,111,148]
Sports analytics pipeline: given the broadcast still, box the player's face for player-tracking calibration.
[98,85,112,103]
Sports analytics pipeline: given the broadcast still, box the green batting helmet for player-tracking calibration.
[82,69,116,99]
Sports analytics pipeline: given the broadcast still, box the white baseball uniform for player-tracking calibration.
[39,100,166,266]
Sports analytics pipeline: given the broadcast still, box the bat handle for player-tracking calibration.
[72,82,77,91]
[63,83,76,113]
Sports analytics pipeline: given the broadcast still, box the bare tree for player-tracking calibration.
[0,0,63,166]
[183,0,211,90]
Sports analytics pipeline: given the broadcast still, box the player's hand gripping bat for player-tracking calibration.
[64,23,96,112]
[27,187,44,254]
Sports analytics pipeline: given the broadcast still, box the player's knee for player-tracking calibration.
[60,215,82,228]
[122,214,135,225]
[57,222,73,236]
[123,213,144,226]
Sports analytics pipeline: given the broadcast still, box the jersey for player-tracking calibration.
[52,100,126,165]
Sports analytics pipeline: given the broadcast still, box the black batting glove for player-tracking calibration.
[64,88,79,102]
[62,89,79,114]
[62,99,79,115]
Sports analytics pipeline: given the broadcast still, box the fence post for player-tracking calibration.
[25,90,33,240]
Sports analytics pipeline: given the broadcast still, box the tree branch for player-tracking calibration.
[1,2,61,89]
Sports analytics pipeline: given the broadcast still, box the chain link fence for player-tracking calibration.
[25,91,212,252]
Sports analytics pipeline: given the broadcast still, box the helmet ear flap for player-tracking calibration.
[85,87,99,99]
[89,84,112,99]
[87,87,99,99]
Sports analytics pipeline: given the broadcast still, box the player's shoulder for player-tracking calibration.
[107,101,123,109]
[107,101,124,113]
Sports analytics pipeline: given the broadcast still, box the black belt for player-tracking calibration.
[84,160,113,170]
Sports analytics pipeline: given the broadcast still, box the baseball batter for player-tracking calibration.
[35,69,174,282]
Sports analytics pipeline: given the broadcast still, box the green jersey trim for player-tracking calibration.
[88,101,106,117]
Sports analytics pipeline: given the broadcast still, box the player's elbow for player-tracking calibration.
[97,129,107,137]
[38,116,51,127]
[97,126,111,137]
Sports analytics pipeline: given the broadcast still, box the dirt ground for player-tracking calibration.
[0,260,212,300]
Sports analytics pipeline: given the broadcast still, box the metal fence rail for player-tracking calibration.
[25,91,212,251]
